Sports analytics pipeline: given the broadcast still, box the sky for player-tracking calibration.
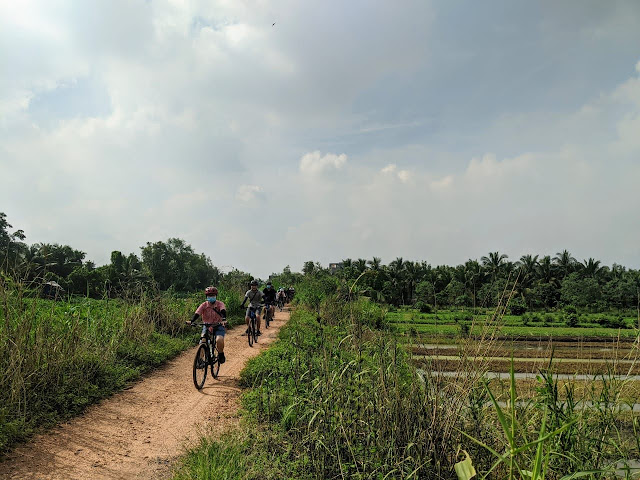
[1,0,640,277]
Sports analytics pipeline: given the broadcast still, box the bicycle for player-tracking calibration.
[188,322,224,390]
[276,295,285,312]
[247,306,261,347]
[264,301,274,328]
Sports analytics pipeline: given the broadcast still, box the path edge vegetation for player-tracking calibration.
[172,277,640,480]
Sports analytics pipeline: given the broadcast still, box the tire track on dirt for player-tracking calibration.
[0,309,290,480]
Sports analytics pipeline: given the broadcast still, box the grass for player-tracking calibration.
[393,321,640,339]
[173,293,640,479]
[0,277,246,455]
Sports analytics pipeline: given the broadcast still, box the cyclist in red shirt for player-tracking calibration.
[190,286,227,363]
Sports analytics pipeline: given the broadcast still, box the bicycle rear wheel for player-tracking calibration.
[193,344,208,389]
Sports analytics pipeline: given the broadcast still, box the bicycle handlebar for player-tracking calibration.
[186,321,228,327]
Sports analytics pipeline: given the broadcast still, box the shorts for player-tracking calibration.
[246,306,262,318]
[201,324,226,338]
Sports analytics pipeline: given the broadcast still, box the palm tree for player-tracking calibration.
[367,257,382,271]
[517,255,539,283]
[580,258,603,279]
[354,258,368,274]
[553,250,576,278]
[404,261,420,304]
[481,251,509,281]
[388,257,406,304]
[463,259,483,309]
[536,255,556,285]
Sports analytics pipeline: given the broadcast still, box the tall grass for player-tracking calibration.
[0,275,200,454]
[173,291,640,479]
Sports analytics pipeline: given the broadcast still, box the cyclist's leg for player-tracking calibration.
[215,326,226,362]
[245,307,251,332]
[216,327,225,352]
[200,325,207,344]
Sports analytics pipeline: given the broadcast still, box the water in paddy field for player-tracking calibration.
[431,369,640,383]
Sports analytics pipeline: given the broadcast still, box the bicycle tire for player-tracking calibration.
[193,343,208,390]
[265,309,271,328]
[210,346,220,379]
[252,318,259,344]
[248,319,254,347]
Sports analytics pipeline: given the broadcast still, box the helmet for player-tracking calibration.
[250,279,258,286]
[266,281,272,286]
[205,286,218,296]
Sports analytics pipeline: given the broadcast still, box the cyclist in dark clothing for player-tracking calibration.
[263,281,277,323]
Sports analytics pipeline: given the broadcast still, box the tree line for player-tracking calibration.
[300,251,640,313]
[0,212,251,297]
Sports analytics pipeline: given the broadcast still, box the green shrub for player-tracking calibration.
[415,301,432,314]
[509,298,527,315]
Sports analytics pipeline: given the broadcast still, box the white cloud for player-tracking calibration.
[299,151,347,175]
[236,184,263,202]
[381,163,397,174]
[381,163,411,183]
[2,2,640,276]
[430,175,453,191]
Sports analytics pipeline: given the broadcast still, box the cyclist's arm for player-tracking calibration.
[191,313,200,323]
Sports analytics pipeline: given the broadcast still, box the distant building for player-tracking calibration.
[329,262,343,274]
[42,281,64,299]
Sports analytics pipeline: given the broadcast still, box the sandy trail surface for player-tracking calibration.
[0,309,290,480]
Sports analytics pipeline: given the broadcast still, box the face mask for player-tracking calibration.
[206,296,216,303]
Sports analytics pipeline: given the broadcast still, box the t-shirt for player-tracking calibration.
[195,300,226,325]
[244,289,263,308]
[263,287,276,303]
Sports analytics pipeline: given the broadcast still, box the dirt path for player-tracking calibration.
[0,309,290,480]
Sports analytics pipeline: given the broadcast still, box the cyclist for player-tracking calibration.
[190,286,227,363]
[287,286,295,303]
[263,281,277,322]
[241,279,263,336]
[276,287,286,308]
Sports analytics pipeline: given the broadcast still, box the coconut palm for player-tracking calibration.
[354,258,368,274]
[580,258,603,279]
[536,255,557,285]
[481,251,509,281]
[553,250,576,278]
[367,257,382,271]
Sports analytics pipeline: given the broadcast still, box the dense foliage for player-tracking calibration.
[299,253,640,316]
[0,212,233,297]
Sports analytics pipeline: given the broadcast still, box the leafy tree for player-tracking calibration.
[560,273,601,309]
[141,238,219,292]
[0,212,27,271]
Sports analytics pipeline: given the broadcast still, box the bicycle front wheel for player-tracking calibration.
[210,348,220,378]
[248,322,254,347]
[193,344,208,389]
